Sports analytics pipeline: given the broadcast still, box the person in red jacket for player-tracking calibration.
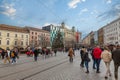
[93,46,102,73]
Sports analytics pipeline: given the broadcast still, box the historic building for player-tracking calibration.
[60,22,76,48]
[25,27,50,48]
[0,24,29,50]
[42,22,78,48]
[93,31,98,45]
[98,27,104,45]
[103,17,120,45]
[82,31,94,46]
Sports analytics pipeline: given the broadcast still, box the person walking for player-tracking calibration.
[83,48,91,73]
[54,49,57,56]
[4,49,11,64]
[11,51,17,64]
[93,45,102,73]
[68,47,75,62]
[33,47,39,61]
[101,47,112,79]
[80,46,86,67]
[1,49,5,59]
[91,47,96,69]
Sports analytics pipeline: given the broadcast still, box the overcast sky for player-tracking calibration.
[0,0,120,38]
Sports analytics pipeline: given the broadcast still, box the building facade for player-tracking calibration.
[42,24,64,47]
[26,27,50,48]
[0,24,29,50]
[42,22,77,48]
[104,17,120,45]
[82,31,94,46]
[98,27,104,45]
[61,22,76,48]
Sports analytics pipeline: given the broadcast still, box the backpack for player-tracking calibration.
[11,52,15,57]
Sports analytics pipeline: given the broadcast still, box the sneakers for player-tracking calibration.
[80,64,84,67]
[93,67,96,69]
[96,71,100,73]
[104,76,108,79]
[85,71,89,73]
[109,74,111,76]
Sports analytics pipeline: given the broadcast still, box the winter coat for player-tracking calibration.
[34,49,38,57]
[68,48,74,58]
[101,50,112,62]
[83,52,90,62]
[93,47,102,59]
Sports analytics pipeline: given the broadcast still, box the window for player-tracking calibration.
[32,32,34,34]
[21,35,24,38]
[0,40,1,45]
[7,40,9,45]
[0,32,1,36]
[35,37,37,39]
[26,42,28,45]
[21,41,23,45]
[7,33,9,37]
[26,35,28,38]
[15,41,17,45]
[32,36,33,39]
[15,34,17,38]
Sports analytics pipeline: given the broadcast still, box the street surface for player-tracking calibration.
[0,50,120,80]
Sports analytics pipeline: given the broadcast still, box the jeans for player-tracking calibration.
[85,61,89,71]
[12,57,16,63]
[95,59,101,72]
[69,57,73,62]
[93,58,96,69]
[34,56,37,61]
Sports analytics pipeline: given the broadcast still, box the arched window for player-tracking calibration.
[15,41,17,45]
[7,40,9,45]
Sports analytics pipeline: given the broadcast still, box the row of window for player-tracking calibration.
[0,40,28,45]
[31,32,50,36]
[0,32,28,38]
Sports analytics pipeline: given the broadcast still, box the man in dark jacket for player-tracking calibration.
[34,47,39,61]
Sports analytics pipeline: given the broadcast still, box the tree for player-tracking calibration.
[52,30,64,49]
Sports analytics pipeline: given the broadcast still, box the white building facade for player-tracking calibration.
[104,18,120,45]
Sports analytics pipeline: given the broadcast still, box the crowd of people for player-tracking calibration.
[0,48,19,64]
[0,45,119,79]
[0,47,58,64]
[68,45,115,79]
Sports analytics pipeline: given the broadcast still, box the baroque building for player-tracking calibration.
[0,24,29,50]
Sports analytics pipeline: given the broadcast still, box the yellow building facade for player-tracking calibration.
[0,24,29,50]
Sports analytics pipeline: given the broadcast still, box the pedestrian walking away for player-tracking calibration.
[33,47,39,61]
[93,45,102,73]
[68,47,75,63]
[101,46,112,79]
[80,46,86,67]
[83,48,91,73]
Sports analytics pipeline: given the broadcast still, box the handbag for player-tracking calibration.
[87,57,91,62]
[68,54,70,56]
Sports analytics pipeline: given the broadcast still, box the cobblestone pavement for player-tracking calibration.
[0,50,119,80]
